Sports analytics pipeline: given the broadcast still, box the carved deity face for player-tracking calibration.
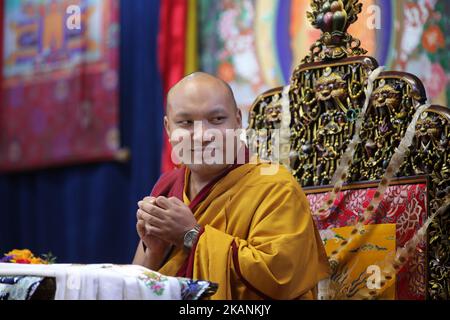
[315,73,348,101]
[416,116,442,142]
[264,103,282,125]
[372,84,401,111]
[335,112,347,125]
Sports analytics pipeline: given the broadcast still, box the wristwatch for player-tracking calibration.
[183,224,201,250]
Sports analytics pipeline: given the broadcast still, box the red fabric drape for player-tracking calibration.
[158,0,188,173]
[0,0,3,112]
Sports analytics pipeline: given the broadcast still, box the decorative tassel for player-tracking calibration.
[280,85,292,170]
[352,194,450,300]
[320,102,448,300]
[258,85,291,166]
[328,103,431,261]
[314,66,385,219]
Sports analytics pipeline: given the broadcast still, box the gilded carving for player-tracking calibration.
[248,0,450,299]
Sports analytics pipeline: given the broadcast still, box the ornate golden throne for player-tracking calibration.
[248,0,449,300]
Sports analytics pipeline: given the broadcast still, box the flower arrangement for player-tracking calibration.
[0,249,56,264]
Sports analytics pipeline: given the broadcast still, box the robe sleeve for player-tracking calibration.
[192,181,330,300]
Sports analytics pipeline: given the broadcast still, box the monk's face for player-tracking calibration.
[164,75,242,174]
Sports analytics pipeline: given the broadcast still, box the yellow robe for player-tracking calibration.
[158,163,330,300]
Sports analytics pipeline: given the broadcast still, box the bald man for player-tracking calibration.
[133,72,330,300]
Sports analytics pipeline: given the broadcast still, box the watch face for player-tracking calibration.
[184,230,196,247]
[184,226,201,249]
[186,232,195,242]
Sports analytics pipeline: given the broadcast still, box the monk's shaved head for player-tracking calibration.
[163,71,243,177]
[166,72,237,117]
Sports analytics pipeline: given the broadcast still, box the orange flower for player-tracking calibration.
[422,25,445,53]
[30,257,46,264]
[7,249,33,260]
[15,259,31,264]
[3,249,53,264]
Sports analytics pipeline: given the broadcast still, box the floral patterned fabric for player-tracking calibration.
[308,183,428,300]
[0,263,215,300]
[138,271,212,300]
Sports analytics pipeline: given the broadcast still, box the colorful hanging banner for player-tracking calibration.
[0,0,120,172]
[159,0,198,173]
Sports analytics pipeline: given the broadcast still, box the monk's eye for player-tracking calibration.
[210,117,227,124]
[176,120,193,126]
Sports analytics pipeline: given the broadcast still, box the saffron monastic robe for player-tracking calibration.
[151,162,330,300]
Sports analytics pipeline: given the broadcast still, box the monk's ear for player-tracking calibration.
[164,116,170,138]
[236,108,242,127]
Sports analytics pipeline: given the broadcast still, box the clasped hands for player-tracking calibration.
[136,196,198,252]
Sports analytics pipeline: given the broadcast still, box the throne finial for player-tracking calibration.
[303,0,367,63]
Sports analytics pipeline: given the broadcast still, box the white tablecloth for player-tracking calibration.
[0,263,209,300]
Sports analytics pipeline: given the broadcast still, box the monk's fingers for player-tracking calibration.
[137,197,156,210]
[136,209,145,221]
[143,196,156,204]
[144,224,164,238]
[137,209,147,221]
[168,196,185,206]
[140,211,165,227]
[136,220,146,237]
[137,207,163,222]
[137,219,145,230]
[149,205,166,220]
[137,200,146,210]
[155,196,174,209]
[137,200,156,212]
[138,202,166,218]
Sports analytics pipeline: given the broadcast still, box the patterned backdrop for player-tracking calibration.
[0,0,120,172]
[199,0,450,125]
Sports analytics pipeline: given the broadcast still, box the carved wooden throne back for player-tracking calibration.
[248,0,449,299]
